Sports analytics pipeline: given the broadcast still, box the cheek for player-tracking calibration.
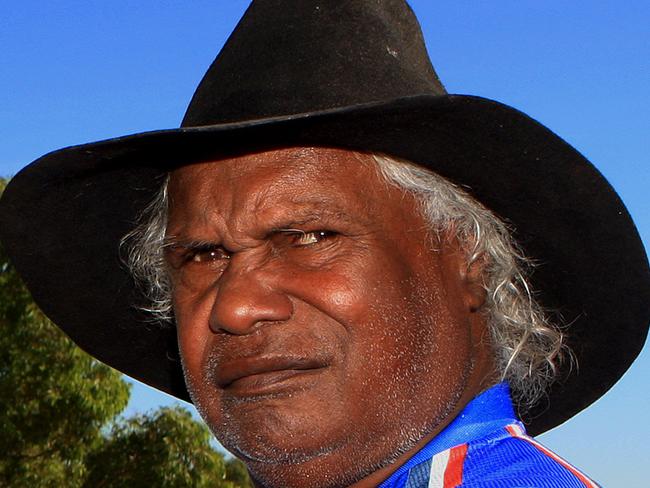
[290,254,437,361]
[354,270,473,392]
[287,256,373,325]
[173,289,214,388]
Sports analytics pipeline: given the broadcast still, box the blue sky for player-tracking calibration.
[1,2,648,486]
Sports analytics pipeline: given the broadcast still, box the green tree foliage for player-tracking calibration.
[225,457,254,487]
[84,407,249,488]
[0,178,252,487]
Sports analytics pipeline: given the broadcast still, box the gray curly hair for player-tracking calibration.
[121,152,567,411]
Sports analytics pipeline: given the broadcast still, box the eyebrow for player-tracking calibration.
[162,237,220,250]
[266,206,354,231]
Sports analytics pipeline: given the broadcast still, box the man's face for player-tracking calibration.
[166,147,492,486]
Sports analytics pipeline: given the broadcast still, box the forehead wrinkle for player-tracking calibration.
[226,167,362,239]
[168,185,224,243]
[172,147,388,243]
[223,181,275,242]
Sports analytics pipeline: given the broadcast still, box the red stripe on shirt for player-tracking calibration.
[443,443,468,488]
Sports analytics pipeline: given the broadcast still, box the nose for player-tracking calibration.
[208,261,293,335]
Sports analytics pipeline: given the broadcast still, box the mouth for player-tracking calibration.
[214,355,329,397]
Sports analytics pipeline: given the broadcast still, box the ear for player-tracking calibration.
[461,253,487,312]
[441,232,487,313]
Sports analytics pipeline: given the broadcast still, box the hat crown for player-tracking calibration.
[181,0,445,127]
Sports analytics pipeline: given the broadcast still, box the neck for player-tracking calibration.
[248,380,498,488]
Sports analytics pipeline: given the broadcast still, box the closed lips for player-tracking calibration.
[215,355,329,388]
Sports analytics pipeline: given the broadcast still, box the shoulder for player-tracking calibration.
[456,423,601,487]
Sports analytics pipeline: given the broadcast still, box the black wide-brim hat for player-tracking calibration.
[1,0,648,436]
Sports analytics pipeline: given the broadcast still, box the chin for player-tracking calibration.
[198,393,346,464]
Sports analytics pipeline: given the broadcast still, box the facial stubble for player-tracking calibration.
[180,277,473,488]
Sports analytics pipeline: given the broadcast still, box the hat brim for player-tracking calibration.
[1,93,648,435]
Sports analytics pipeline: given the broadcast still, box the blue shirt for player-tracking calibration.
[379,383,600,487]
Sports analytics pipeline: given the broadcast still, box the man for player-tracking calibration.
[1,1,648,487]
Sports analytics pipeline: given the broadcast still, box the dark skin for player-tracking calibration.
[166,147,496,488]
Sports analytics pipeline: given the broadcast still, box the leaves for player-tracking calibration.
[83,407,249,488]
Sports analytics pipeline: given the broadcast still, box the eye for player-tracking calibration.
[164,242,230,270]
[292,230,334,246]
[189,247,230,263]
[273,229,336,248]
